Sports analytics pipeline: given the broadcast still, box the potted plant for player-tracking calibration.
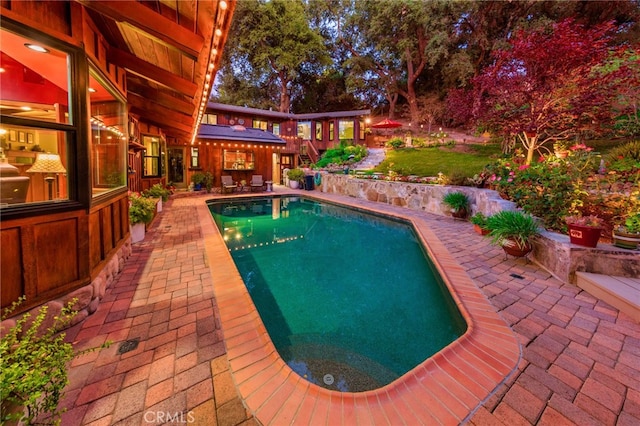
[612,213,640,249]
[442,191,470,219]
[142,183,170,213]
[553,140,570,158]
[470,212,490,235]
[485,210,540,258]
[565,215,604,248]
[191,172,206,191]
[204,172,214,193]
[1,297,110,425]
[129,192,156,243]
[287,168,305,189]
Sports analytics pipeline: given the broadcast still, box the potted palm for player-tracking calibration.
[485,210,540,258]
[470,212,490,235]
[612,213,640,249]
[565,215,604,248]
[442,191,470,219]
[191,172,206,191]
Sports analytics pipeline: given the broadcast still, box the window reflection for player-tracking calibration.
[89,67,126,196]
[0,28,71,207]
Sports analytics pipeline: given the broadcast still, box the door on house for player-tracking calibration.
[168,147,186,188]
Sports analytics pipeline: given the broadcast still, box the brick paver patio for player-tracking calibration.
[60,189,639,425]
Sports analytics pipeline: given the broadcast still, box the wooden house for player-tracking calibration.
[173,103,372,188]
[0,0,234,314]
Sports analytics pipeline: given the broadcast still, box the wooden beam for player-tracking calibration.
[127,80,194,116]
[77,0,203,59]
[108,47,197,98]
[128,93,194,134]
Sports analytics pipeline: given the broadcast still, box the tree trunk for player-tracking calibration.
[525,136,536,165]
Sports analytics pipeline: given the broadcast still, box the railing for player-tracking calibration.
[304,140,320,164]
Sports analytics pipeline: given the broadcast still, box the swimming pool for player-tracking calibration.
[208,196,467,392]
[200,191,520,424]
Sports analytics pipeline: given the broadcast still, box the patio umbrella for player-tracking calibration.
[371,118,403,129]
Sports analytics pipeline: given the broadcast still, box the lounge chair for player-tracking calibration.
[250,175,265,192]
[221,175,236,193]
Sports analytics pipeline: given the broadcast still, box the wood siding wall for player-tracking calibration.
[0,3,131,314]
[1,193,128,312]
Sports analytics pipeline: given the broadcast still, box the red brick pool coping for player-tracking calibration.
[199,191,521,425]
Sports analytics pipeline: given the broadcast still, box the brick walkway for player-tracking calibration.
[60,190,639,425]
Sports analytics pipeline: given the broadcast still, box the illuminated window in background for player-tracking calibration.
[297,121,311,140]
[253,119,267,130]
[315,122,323,141]
[272,123,280,135]
[191,147,199,168]
[142,135,165,177]
[339,120,354,140]
[89,66,127,196]
[0,28,73,206]
[329,122,335,141]
[203,114,217,124]
[359,120,365,139]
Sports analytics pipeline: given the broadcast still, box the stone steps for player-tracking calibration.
[576,272,640,322]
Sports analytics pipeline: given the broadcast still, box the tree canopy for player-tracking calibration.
[214,0,640,140]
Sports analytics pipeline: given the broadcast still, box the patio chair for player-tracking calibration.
[221,175,236,194]
[250,175,265,192]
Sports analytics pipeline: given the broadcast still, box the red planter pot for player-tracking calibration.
[473,224,490,236]
[567,224,602,248]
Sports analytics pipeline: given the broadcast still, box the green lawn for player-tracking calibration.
[374,144,503,178]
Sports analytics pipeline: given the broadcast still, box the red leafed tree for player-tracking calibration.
[470,19,621,164]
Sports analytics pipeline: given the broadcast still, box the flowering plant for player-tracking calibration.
[565,215,604,228]
[129,192,156,224]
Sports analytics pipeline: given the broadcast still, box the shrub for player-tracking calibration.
[142,183,170,202]
[286,168,305,182]
[486,210,540,250]
[442,191,469,210]
[191,172,206,185]
[385,137,405,149]
[1,298,110,425]
[129,192,156,224]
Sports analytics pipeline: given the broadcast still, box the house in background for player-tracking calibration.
[0,0,234,315]
[170,102,372,189]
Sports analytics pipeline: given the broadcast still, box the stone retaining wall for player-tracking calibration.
[320,173,640,283]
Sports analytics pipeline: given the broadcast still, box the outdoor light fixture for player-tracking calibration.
[27,153,66,200]
[219,1,228,10]
[24,43,49,53]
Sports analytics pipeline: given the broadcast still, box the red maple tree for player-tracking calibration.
[465,19,630,164]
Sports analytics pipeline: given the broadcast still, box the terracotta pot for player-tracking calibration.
[555,150,569,159]
[567,224,601,248]
[473,224,490,236]
[501,239,532,258]
[612,230,640,250]
[451,207,468,219]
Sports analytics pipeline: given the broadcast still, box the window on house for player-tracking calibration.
[329,122,335,141]
[223,150,255,170]
[0,27,75,207]
[315,122,323,141]
[253,119,267,130]
[338,120,354,140]
[142,135,164,178]
[359,120,365,139]
[272,123,280,135]
[297,121,311,140]
[203,114,217,125]
[190,147,199,168]
[90,67,127,196]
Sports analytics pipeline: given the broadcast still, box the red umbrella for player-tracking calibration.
[371,118,403,129]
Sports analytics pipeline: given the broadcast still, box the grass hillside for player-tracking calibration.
[374,144,503,178]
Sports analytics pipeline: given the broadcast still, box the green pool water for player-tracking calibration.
[208,196,466,392]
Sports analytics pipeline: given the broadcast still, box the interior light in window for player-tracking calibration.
[24,43,49,53]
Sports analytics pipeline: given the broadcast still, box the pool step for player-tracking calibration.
[576,272,640,322]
